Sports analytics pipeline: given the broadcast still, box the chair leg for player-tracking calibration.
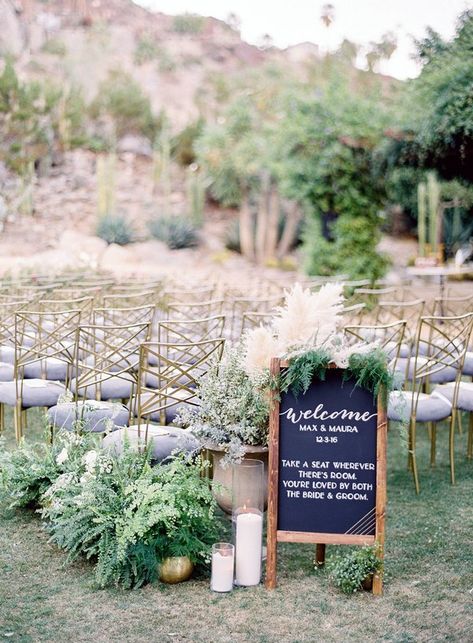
[457,411,463,436]
[430,422,437,467]
[467,413,473,460]
[449,411,456,485]
[410,419,420,494]
[14,404,23,443]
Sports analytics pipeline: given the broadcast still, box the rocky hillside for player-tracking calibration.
[0,0,304,128]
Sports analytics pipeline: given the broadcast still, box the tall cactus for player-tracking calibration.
[97,152,116,217]
[186,166,205,227]
[152,124,171,209]
[417,182,427,257]
[427,172,440,255]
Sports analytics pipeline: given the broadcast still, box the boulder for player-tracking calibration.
[58,231,108,261]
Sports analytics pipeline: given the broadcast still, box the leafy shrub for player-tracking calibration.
[96,215,133,245]
[0,429,97,508]
[0,60,86,173]
[172,119,204,166]
[148,216,199,249]
[41,38,67,56]
[90,70,159,140]
[327,545,382,594]
[134,35,159,65]
[1,431,220,589]
[156,49,177,73]
[172,13,204,34]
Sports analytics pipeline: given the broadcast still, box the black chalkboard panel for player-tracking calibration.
[277,368,377,536]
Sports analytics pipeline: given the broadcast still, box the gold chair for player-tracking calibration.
[0,308,82,441]
[387,313,473,492]
[93,304,155,331]
[164,285,216,304]
[102,290,156,310]
[102,338,224,461]
[229,295,283,342]
[48,321,150,435]
[241,311,274,335]
[339,303,366,328]
[135,337,225,427]
[344,320,407,373]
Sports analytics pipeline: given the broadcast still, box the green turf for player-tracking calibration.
[1,409,473,642]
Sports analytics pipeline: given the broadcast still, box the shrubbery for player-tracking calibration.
[90,70,159,140]
[96,214,134,245]
[172,13,204,34]
[148,216,199,249]
[0,431,220,589]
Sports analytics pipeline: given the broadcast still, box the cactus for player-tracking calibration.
[417,182,427,257]
[18,161,35,216]
[427,172,440,254]
[186,166,205,227]
[97,153,116,217]
[152,124,171,208]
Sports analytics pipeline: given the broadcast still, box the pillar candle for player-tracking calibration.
[235,511,263,586]
[211,549,234,592]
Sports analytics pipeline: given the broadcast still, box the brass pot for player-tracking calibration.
[159,556,194,584]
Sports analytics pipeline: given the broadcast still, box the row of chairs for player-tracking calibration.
[345,312,473,493]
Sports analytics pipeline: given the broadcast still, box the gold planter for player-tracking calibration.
[159,556,194,584]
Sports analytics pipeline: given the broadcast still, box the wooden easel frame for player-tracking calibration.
[265,358,387,595]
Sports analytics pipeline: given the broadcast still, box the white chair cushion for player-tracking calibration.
[48,400,130,432]
[388,389,452,423]
[434,382,473,412]
[70,375,135,401]
[0,379,66,408]
[0,362,14,382]
[462,351,473,377]
[102,424,199,462]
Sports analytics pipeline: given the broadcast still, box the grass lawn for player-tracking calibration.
[1,410,473,643]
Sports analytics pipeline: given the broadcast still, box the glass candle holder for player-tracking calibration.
[232,459,264,586]
[210,543,234,592]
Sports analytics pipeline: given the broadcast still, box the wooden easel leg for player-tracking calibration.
[0,403,4,434]
[315,544,326,567]
[372,569,383,596]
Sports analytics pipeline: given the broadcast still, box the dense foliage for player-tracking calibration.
[0,60,86,173]
[327,545,382,594]
[176,345,270,464]
[0,431,220,589]
[90,70,160,140]
[406,10,473,181]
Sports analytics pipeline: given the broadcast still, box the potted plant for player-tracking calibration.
[176,345,270,513]
[326,545,383,594]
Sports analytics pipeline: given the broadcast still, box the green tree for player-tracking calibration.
[90,70,159,140]
[405,10,473,181]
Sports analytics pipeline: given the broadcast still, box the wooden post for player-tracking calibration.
[315,544,326,567]
[265,357,281,589]
[372,394,387,596]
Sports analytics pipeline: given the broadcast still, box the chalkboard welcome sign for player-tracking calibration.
[266,359,387,595]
